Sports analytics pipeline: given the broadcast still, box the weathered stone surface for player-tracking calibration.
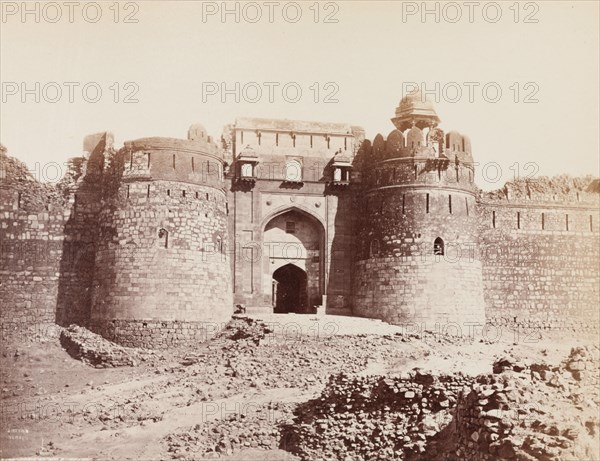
[1,97,598,348]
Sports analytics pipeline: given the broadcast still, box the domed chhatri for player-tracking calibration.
[392,89,440,132]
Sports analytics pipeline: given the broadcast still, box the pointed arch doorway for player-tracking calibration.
[272,264,308,313]
[263,207,325,314]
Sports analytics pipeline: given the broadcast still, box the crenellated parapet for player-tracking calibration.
[360,129,476,192]
[121,132,225,188]
[357,91,476,195]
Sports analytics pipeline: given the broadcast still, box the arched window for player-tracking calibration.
[333,168,342,182]
[284,159,302,182]
[433,237,444,256]
[158,228,169,249]
[241,163,254,178]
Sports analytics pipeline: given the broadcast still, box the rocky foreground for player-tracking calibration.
[1,316,598,460]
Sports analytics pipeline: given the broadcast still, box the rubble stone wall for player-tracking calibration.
[0,149,100,333]
[89,138,233,346]
[89,319,227,349]
[0,191,69,329]
[285,371,476,460]
[479,199,600,330]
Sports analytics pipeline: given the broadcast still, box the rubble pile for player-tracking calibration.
[59,325,158,368]
[281,371,474,461]
[422,346,600,460]
[197,318,413,392]
[216,316,274,345]
[166,402,294,459]
[270,346,599,461]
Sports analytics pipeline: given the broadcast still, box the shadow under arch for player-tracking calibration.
[272,263,308,313]
[260,204,326,234]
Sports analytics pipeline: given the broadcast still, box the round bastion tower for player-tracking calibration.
[353,91,485,327]
[90,124,233,348]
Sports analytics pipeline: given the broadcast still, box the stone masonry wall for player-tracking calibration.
[90,319,228,349]
[354,256,485,326]
[90,180,233,340]
[0,192,68,330]
[0,149,98,336]
[353,148,485,326]
[479,178,600,330]
[86,134,234,347]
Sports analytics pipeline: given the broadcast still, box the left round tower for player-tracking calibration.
[90,124,233,348]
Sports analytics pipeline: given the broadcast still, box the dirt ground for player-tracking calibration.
[0,315,597,461]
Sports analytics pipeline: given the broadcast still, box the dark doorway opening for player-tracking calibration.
[272,264,308,313]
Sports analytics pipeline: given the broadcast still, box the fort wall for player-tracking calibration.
[0,149,100,334]
[479,178,600,331]
[1,103,598,346]
[0,190,69,329]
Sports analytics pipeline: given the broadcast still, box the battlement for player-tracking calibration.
[124,136,219,156]
[478,176,600,235]
[363,127,473,164]
[358,132,476,191]
[121,131,225,188]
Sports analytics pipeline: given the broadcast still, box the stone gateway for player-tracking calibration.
[1,92,598,347]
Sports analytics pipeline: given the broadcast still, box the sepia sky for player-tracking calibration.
[1,0,598,189]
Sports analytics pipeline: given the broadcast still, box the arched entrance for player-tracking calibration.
[263,207,324,313]
[272,264,307,313]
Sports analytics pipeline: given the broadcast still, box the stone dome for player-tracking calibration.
[395,91,437,118]
[391,90,440,132]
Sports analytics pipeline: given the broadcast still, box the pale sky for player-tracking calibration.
[1,1,598,189]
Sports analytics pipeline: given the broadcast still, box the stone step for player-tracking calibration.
[243,305,274,314]
[239,313,398,336]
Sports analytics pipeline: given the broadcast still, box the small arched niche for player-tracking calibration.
[433,237,444,256]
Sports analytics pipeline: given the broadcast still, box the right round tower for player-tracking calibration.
[353,91,485,327]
